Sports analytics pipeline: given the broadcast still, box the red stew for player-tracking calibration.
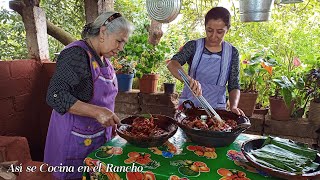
[181,116,237,131]
[124,116,167,137]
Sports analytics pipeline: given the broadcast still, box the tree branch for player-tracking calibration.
[9,0,76,46]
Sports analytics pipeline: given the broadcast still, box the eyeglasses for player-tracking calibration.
[104,13,122,25]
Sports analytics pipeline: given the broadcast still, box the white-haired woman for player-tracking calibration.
[44,11,134,180]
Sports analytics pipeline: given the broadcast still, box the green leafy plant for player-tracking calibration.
[272,75,305,108]
[120,31,171,78]
[112,56,136,74]
[304,67,320,103]
[240,50,277,93]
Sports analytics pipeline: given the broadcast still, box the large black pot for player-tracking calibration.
[174,100,251,147]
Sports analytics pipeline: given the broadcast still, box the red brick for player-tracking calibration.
[140,92,179,107]
[140,105,176,118]
[264,116,319,139]
[0,79,32,99]
[116,90,139,103]
[0,136,31,163]
[6,111,32,137]
[10,60,41,79]
[0,98,14,119]
[42,61,56,78]
[13,94,32,112]
[115,102,140,114]
[0,61,11,81]
[247,114,264,133]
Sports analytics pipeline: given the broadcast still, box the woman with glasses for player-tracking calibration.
[44,11,133,180]
[167,7,244,116]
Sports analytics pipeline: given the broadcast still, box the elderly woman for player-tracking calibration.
[167,7,244,116]
[44,11,133,180]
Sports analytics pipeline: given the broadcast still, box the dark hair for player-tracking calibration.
[205,7,231,29]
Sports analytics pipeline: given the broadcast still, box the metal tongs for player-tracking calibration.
[178,69,224,123]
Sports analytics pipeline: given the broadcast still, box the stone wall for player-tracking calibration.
[115,90,179,119]
[247,114,320,148]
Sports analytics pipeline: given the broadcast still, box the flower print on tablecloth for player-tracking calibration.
[217,168,250,180]
[94,146,123,159]
[126,171,156,180]
[84,158,121,180]
[169,175,189,180]
[124,152,160,169]
[226,150,269,177]
[186,145,217,159]
[149,141,181,158]
[170,160,210,177]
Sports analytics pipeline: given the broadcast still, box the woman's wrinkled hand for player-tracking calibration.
[95,108,120,127]
[230,106,245,116]
[188,76,202,97]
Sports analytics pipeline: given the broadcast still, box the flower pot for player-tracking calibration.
[253,108,269,116]
[116,73,134,92]
[269,96,294,120]
[238,92,258,117]
[163,83,175,94]
[239,0,274,22]
[139,74,159,93]
[308,101,320,123]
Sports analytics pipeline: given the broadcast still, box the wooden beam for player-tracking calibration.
[10,0,76,46]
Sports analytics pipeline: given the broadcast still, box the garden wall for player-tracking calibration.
[0,60,54,161]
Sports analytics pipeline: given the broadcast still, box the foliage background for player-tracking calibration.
[0,0,319,108]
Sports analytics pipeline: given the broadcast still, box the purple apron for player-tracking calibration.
[179,38,232,109]
[44,41,118,180]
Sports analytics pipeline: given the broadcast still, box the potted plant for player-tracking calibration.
[270,75,305,120]
[135,41,170,94]
[238,50,276,117]
[162,63,176,94]
[304,68,320,122]
[112,57,136,92]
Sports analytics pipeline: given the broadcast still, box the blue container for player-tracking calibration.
[116,73,134,92]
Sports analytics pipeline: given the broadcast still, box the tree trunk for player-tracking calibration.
[148,19,163,46]
[84,0,114,24]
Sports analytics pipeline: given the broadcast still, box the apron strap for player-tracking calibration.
[217,41,233,86]
[190,38,205,78]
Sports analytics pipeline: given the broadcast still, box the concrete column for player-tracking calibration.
[22,6,49,61]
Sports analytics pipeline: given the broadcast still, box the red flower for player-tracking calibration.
[293,57,301,67]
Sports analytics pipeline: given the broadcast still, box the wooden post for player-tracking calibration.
[21,0,49,61]
[148,19,163,46]
[84,0,114,24]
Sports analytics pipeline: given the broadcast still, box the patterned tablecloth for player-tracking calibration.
[83,129,281,180]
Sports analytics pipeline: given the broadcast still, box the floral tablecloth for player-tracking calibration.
[83,129,281,180]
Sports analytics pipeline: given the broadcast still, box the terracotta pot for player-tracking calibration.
[238,92,258,117]
[308,101,320,123]
[269,96,294,120]
[139,74,159,93]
